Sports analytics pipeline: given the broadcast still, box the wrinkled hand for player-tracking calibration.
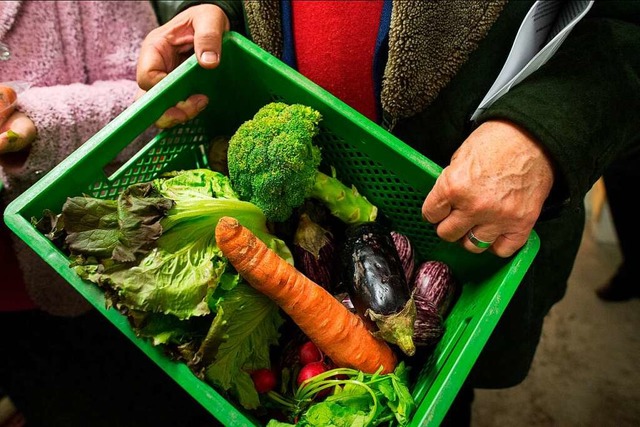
[422,120,555,258]
[0,111,36,155]
[136,4,230,129]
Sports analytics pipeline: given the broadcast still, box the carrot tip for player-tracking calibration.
[217,216,239,228]
[215,216,241,246]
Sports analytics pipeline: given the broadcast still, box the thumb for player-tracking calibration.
[192,4,230,69]
[422,173,453,224]
[134,87,146,102]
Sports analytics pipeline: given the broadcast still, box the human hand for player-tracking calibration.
[422,120,555,258]
[135,88,209,129]
[0,111,36,155]
[136,4,229,129]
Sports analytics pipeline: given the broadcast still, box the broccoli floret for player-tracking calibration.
[227,102,378,224]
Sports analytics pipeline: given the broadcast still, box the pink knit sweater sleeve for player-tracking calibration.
[0,1,161,316]
[1,80,158,200]
[1,79,159,316]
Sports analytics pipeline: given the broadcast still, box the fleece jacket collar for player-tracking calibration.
[383,0,507,120]
[244,0,507,121]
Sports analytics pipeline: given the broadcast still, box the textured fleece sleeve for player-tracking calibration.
[2,80,157,201]
[477,2,640,209]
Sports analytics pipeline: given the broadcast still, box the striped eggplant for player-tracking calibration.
[390,230,416,283]
[292,213,337,292]
[340,221,416,356]
[412,298,444,347]
[412,260,459,317]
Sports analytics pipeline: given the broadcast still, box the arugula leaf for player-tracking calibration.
[269,363,415,426]
[302,402,370,426]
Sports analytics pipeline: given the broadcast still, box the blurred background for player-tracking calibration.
[473,181,640,427]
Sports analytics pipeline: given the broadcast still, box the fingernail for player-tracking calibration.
[155,115,172,128]
[6,129,20,143]
[198,100,208,112]
[201,51,218,65]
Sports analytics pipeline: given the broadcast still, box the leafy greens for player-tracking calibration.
[57,168,291,319]
[38,169,288,409]
[266,362,415,426]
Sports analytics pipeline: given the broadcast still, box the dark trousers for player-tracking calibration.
[441,381,474,427]
[603,139,640,285]
[0,309,217,427]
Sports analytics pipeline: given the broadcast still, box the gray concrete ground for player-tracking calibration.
[473,223,640,427]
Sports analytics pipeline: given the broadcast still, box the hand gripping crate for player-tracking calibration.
[4,32,539,426]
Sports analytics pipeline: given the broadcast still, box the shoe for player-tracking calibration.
[596,268,639,302]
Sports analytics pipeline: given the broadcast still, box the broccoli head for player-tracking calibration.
[228,102,377,224]
[228,102,321,222]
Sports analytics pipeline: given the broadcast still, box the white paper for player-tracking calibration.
[471,0,594,121]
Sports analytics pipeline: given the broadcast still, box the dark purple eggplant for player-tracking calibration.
[336,292,356,312]
[340,221,416,356]
[413,260,459,317]
[390,231,416,283]
[292,213,337,292]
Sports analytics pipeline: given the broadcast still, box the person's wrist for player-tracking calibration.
[489,119,555,185]
[489,119,568,220]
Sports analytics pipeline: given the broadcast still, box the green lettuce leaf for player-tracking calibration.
[204,282,284,410]
[131,311,212,347]
[154,168,238,200]
[63,183,173,262]
[67,169,291,319]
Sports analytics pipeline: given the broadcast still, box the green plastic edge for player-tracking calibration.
[408,230,541,426]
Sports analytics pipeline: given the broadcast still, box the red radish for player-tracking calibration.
[296,361,328,387]
[299,341,323,365]
[250,368,277,393]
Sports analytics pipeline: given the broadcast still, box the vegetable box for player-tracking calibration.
[4,32,539,426]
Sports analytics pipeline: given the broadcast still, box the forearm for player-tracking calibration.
[4,80,157,199]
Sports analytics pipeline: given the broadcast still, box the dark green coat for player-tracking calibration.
[179,0,640,388]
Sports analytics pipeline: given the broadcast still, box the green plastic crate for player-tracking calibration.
[4,32,539,426]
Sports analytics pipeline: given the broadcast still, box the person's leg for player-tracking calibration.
[0,309,215,427]
[598,142,640,301]
[441,381,474,427]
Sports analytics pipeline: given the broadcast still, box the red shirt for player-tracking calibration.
[292,0,384,122]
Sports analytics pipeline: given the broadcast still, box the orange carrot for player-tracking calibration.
[215,216,397,374]
[0,85,17,123]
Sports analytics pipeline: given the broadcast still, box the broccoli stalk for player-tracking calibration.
[227,102,378,224]
[311,168,378,225]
